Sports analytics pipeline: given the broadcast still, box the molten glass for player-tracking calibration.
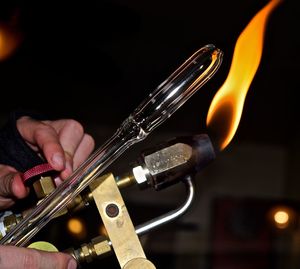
[1,44,223,246]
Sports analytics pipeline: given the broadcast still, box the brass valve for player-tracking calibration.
[65,236,112,264]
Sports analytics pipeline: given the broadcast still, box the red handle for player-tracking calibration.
[22,163,55,183]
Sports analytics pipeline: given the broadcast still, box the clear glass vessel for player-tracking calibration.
[1,44,223,246]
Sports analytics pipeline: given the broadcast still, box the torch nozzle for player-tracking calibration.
[132,134,215,190]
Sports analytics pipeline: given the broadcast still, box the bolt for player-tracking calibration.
[105,203,119,218]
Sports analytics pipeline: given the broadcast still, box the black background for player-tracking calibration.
[0,0,298,147]
[1,1,299,268]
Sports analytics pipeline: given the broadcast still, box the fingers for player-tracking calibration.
[16,116,95,181]
[54,133,94,183]
[0,165,29,209]
[73,134,95,169]
[60,134,95,180]
[0,246,77,269]
[47,119,95,179]
[17,117,66,171]
[55,120,85,179]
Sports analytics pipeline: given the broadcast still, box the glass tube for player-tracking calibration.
[0,44,223,246]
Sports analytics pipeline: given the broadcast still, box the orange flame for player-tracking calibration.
[0,24,21,61]
[206,0,282,150]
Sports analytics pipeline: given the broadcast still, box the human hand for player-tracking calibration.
[0,245,77,269]
[0,116,95,209]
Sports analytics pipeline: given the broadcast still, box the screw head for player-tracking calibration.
[105,203,119,217]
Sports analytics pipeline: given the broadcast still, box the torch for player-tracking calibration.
[0,44,223,268]
[0,133,217,266]
[0,0,281,267]
[70,1,281,267]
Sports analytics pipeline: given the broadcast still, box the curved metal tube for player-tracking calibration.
[71,176,195,260]
[135,175,195,236]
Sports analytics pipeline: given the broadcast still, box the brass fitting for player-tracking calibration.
[33,176,56,199]
[116,173,136,189]
[0,173,136,239]
[31,173,134,215]
[3,213,22,234]
[65,236,112,264]
[67,191,93,214]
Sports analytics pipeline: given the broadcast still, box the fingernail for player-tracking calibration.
[68,259,77,269]
[53,176,63,187]
[61,162,73,180]
[51,153,64,169]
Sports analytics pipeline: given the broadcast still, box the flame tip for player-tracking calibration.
[206,0,280,150]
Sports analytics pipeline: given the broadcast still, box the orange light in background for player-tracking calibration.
[268,206,296,230]
[274,210,289,227]
[206,0,282,150]
[0,24,22,61]
[0,31,3,49]
[99,225,108,237]
[67,217,86,239]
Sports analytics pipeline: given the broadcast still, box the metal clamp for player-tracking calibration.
[90,173,156,269]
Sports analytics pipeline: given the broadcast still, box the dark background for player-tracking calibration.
[1,0,300,268]
[0,0,298,145]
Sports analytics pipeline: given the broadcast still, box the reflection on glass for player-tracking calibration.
[1,44,223,246]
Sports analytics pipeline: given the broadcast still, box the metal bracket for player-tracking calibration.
[90,173,155,269]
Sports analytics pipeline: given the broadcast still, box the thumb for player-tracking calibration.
[0,246,77,269]
[0,168,28,199]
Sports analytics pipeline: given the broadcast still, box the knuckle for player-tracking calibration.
[66,119,84,137]
[34,124,55,139]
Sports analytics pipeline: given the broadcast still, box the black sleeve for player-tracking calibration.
[0,110,46,173]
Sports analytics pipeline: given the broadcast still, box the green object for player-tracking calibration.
[28,241,58,252]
